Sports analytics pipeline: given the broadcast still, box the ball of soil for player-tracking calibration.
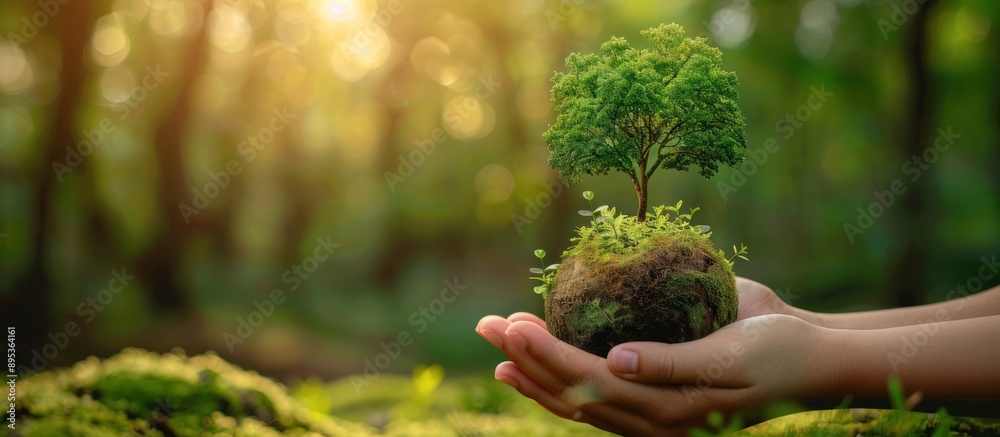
[544,232,738,357]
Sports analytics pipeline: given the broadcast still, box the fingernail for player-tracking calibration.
[610,348,638,375]
[480,330,503,348]
[497,376,519,389]
[572,411,584,421]
[506,330,528,349]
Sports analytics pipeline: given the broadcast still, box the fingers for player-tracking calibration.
[476,316,573,399]
[494,361,629,436]
[494,361,577,419]
[606,336,753,388]
[507,312,547,329]
[503,320,601,392]
[606,342,706,384]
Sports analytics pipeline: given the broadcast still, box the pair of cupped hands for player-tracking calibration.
[476,278,841,436]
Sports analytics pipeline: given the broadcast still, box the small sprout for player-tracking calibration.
[530,249,558,297]
[726,243,749,266]
[578,210,593,217]
[582,191,594,200]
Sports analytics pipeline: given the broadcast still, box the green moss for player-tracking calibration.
[545,202,740,356]
[734,409,1000,436]
[4,348,373,436]
[566,298,633,334]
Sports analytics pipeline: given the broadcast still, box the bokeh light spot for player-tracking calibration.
[0,43,33,95]
[475,164,515,204]
[99,66,137,104]
[441,96,483,140]
[91,23,130,67]
[710,4,756,48]
[208,5,253,53]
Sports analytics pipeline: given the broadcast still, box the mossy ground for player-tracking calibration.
[3,349,611,437]
[7,350,998,436]
[734,408,1000,436]
[544,205,738,357]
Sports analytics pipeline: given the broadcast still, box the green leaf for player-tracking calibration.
[578,210,593,217]
[694,225,710,233]
[931,407,952,437]
[582,191,594,200]
[887,375,907,410]
[706,410,724,428]
[593,205,608,213]
[529,268,544,274]
[545,264,560,271]
[533,286,547,294]
[534,249,546,259]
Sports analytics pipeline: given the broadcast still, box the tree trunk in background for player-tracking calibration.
[989,20,1000,223]
[279,128,311,265]
[4,0,91,357]
[136,0,213,311]
[889,0,938,307]
[373,45,414,289]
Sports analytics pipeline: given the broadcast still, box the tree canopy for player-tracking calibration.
[543,23,747,220]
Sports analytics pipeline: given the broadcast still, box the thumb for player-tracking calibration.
[606,341,724,385]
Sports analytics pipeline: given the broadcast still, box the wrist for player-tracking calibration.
[808,325,854,397]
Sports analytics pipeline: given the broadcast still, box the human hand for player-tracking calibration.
[735,277,801,321]
[476,311,843,436]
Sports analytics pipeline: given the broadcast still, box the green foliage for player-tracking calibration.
[544,23,747,217]
[887,374,907,411]
[5,348,373,436]
[691,411,744,437]
[732,408,999,436]
[528,191,747,298]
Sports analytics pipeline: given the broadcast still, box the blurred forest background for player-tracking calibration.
[1,0,998,386]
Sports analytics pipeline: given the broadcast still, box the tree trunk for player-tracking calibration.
[637,176,648,222]
[888,0,937,308]
[136,0,213,311]
[3,0,91,358]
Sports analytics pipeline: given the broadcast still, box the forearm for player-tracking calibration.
[827,314,1000,398]
[792,285,1000,329]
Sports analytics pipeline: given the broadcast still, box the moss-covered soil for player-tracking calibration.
[544,204,738,357]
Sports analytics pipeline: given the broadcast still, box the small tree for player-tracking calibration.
[543,23,747,221]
